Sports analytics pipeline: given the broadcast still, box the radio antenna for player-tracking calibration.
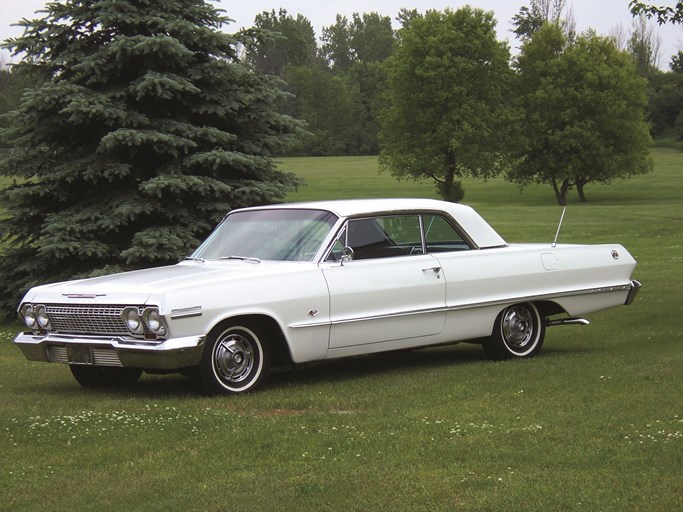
[551,207,567,248]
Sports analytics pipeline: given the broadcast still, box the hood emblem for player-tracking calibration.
[63,293,107,299]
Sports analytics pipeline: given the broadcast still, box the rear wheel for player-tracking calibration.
[483,303,545,360]
[199,323,271,395]
[69,365,142,387]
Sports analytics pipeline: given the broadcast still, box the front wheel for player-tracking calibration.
[483,303,545,360]
[199,323,271,395]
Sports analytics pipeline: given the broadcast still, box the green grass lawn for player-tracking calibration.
[1,148,681,511]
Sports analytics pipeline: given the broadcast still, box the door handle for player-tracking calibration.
[422,266,442,274]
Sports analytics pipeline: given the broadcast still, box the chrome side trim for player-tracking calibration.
[288,282,634,330]
[289,320,331,329]
[446,283,634,312]
[170,306,203,319]
[289,306,447,329]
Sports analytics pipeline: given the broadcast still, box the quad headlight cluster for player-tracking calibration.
[121,306,167,337]
[19,304,52,331]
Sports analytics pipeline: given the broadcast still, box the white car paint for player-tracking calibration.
[13,198,640,394]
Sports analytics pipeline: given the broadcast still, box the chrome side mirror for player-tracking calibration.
[341,246,354,265]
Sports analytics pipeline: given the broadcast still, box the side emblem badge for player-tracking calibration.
[308,309,319,317]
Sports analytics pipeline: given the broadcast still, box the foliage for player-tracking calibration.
[321,13,395,71]
[629,0,683,24]
[626,14,663,77]
[315,12,393,154]
[0,0,304,319]
[511,0,569,39]
[244,9,318,77]
[246,10,392,156]
[283,66,358,155]
[348,13,395,64]
[320,15,354,72]
[509,24,653,205]
[649,52,683,139]
[380,7,513,202]
[280,60,387,156]
[0,66,39,145]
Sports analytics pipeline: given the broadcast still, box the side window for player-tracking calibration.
[423,215,471,252]
[325,213,470,262]
[347,215,422,260]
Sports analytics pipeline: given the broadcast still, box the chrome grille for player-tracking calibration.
[46,304,133,335]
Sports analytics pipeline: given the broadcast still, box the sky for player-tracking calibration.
[1,0,682,68]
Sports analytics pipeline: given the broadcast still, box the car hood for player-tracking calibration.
[22,260,307,306]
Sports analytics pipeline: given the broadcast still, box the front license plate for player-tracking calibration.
[66,345,94,365]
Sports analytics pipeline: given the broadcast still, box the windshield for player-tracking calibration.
[191,209,339,262]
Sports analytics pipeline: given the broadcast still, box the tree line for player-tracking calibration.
[234,4,682,158]
[240,3,669,204]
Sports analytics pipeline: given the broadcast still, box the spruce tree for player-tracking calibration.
[0,0,304,318]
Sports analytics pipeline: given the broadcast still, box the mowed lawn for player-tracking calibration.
[0,148,681,511]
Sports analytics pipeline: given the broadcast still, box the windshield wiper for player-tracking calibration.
[218,255,262,263]
[183,256,205,263]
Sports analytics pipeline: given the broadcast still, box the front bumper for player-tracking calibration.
[13,332,205,370]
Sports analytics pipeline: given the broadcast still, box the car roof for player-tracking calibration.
[233,198,507,249]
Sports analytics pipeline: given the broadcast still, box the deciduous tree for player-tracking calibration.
[380,7,513,202]
[510,24,653,205]
[627,14,663,76]
[629,1,683,24]
[649,52,683,138]
[244,9,317,77]
[321,15,354,72]
[512,0,570,39]
[349,13,395,64]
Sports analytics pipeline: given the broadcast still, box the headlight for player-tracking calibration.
[20,304,37,330]
[121,307,144,335]
[143,308,166,336]
[34,305,52,330]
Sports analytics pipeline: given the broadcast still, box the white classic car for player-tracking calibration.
[14,198,640,395]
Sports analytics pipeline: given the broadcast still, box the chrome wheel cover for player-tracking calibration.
[501,306,535,351]
[213,333,256,385]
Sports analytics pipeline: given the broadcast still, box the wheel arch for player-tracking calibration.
[533,300,567,319]
[488,300,566,332]
[206,313,293,367]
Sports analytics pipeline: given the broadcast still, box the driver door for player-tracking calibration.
[321,215,447,349]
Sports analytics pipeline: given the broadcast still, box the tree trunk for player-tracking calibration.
[437,156,465,202]
[576,178,588,202]
[443,167,456,201]
[551,179,570,206]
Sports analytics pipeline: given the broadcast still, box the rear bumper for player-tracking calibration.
[13,332,205,370]
[625,280,642,306]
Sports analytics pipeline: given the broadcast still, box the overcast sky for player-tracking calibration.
[1,0,682,68]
